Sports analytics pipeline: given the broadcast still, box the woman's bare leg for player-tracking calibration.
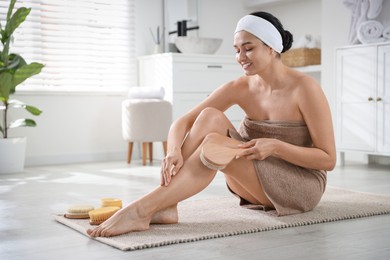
[196,132,273,208]
[149,108,238,225]
[87,108,236,237]
[87,146,217,237]
[150,205,178,224]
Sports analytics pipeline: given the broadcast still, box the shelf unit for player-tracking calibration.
[244,0,298,7]
[295,65,321,73]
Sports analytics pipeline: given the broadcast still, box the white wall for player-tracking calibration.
[135,0,164,58]
[321,0,350,111]
[197,0,247,55]
[11,0,165,166]
[12,0,386,166]
[246,0,322,44]
[10,93,128,165]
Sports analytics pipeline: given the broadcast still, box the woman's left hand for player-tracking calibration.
[237,138,278,161]
[161,147,184,186]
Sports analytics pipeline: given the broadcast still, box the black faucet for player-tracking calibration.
[168,20,199,36]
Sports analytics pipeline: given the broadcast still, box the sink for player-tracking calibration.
[174,37,223,54]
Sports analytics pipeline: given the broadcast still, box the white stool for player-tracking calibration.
[122,99,172,165]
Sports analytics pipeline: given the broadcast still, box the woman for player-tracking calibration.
[87,11,336,238]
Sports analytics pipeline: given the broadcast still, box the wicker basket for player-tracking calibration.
[281,48,321,67]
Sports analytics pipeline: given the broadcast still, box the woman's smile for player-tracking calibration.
[241,62,252,70]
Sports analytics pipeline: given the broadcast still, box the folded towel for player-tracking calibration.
[343,0,370,44]
[383,26,390,39]
[128,86,165,99]
[357,20,385,44]
[292,34,321,49]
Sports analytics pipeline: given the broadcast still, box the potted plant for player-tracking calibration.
[0,0,44,173]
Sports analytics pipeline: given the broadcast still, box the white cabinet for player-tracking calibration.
[138,53,245,126]
[377,44,390,153]
[336,43,390,156]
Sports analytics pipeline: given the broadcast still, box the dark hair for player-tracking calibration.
[250,11,293,53]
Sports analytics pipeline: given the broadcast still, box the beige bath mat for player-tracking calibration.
[54,187,390,251]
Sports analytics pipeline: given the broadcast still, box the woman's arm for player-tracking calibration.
[295,77,336,170]
[161,79,240,185]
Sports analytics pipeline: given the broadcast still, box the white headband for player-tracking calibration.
[235,15,283,54]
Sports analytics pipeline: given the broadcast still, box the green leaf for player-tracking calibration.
[9,54,27,67]
[0,124,3,136]
[1,38,11,64]
[0,54,27,73]
[0,71,14,101]
[5,7,31,37]
[7,99,42,116]
[13,62,44,87]
[25,105,42,116]
[4,54,20,70]
[7,0,17,22]
[9,118,37,128]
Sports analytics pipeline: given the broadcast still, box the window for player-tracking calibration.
[0,0,136,91]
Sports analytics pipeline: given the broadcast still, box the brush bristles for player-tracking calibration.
[67,204,95,214]
[200,150,226,171]
[88,206,120,225]
[65,204,95,219]
[100,198,122,208]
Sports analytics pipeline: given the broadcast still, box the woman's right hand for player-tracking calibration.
[161,147,184,186]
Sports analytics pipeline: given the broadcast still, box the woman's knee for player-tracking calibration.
[195,107,229,126]
[202,132,224,144]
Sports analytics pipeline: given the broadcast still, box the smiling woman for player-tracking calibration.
[87,11,336,238]
[0,0,137,90]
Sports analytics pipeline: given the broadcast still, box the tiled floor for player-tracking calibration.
[0,160,389,260]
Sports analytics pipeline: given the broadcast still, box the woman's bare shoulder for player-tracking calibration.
[289,70,322,97]
[223,74,250,88]
[212,75,251,96]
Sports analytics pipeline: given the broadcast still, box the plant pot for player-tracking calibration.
[0,137,27,174]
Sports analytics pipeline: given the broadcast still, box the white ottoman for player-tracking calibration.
[122,99,172,165]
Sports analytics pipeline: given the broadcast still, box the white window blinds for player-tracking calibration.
[0,0,136,90]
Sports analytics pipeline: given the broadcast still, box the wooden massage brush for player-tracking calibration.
[65,204,95,219]
[200,143,244,170]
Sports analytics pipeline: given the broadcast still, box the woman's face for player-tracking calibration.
[233,31,273,75]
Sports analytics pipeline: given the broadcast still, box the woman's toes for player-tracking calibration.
[90,226,103,237]
[101,227,110,237]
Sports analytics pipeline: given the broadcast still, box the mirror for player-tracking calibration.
[163,0,199,52]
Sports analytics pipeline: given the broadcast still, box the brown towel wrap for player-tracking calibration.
[228,117,327,216]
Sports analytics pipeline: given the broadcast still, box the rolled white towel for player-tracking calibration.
[357,20,385,44]
[367,0,384,19]
[128,86,165,99]
[383,26,390,39]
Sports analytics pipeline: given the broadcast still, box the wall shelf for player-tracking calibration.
[294,64,321,73]
[244,0,298,8]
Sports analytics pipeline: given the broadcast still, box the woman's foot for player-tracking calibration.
[87,202,151,237]
[150,204,178,224]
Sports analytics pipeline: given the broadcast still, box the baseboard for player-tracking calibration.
[25,145,166,167]
[25,151,127,166]
[368,155,390,165]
